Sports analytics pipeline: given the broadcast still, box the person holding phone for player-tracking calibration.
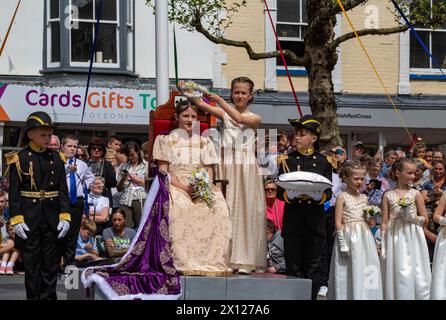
[361,158,390,224]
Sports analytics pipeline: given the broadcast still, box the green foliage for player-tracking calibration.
[391,0,446,29]
[146,0,247,37]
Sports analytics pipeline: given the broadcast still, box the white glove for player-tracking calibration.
[407,215,425,226]
[400,207,412,219]
[57,220,70,239]
[286,189,300,200]
[336,230,349,256]
[13,222,30,240]
[440,217,446,226]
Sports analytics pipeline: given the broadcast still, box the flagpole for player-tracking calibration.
[155,0,170,107]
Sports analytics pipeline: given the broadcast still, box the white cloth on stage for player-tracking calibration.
[328,191,383,300]
[382,189,431,300]
[431,226,446,299]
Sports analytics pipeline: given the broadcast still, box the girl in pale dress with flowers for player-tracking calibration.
[430,191,446,299]
[153,101,232,276]
[190,77,266,274]
[328,160,383,300]
[381,158,431,300]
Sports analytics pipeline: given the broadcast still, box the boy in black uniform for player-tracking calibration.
[276,115,334,300]
[6,112,71,300]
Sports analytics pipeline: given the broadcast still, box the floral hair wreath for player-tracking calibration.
[177,80,209,99]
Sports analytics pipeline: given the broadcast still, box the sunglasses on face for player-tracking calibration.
[75,154,85,159]
[264,188,277,193]
[91,146,103,151]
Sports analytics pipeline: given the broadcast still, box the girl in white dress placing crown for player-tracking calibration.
[431,191,446,299]
[381,158,431,300]
[328,160,383,300]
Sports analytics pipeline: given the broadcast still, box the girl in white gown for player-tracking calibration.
[329,160,383,300]
[431,191,446,300]
[381,158,431,300]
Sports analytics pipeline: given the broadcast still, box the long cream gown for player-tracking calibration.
[221,112,267,271]
[153,130,232,276]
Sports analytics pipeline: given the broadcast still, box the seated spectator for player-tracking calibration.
[266,219,285,274]
[75,219,100,264]
[88,177,111,235]
[0,222,20,275]
[0,191,8,240]
[264,180,284,231]
[103,209,136,260]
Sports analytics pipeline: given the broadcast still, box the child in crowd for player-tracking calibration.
[381,158,431,300]
[328,160,382,300]
[266,219,285,274]
[75,219,100,264]
[431,192,446,299]
[0,222,20,275]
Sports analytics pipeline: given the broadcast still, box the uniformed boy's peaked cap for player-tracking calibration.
[23,111,55,143]
[288,114,322,136]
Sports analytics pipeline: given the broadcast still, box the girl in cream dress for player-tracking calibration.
[328,161,383,300]
[431,191,446,299]
[153,101,232,276]
[381,159,431,300]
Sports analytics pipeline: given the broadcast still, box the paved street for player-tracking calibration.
[0,275,67,300]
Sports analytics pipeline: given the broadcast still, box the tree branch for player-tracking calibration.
[332,0,369,15]
[330,25,409,49]
[192,18,306,66]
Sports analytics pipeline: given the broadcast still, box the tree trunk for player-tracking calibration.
[305,0,342,150]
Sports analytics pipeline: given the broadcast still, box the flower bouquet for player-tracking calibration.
[363,205,381,220]
[177,80,209,99]
[189,167,215,208]
[397,197,413,217]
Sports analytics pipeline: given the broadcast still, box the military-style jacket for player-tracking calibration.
[276,147,334,236]
[6,142,71,235]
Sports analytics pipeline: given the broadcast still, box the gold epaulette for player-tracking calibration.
[5,151,19,166]
[59,152,68,164]
[277,154,288,166]
[4,151,19,177]
[326,156,338,170]
[277,154,291,173]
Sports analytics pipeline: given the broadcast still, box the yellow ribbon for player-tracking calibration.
[336,0,414,145]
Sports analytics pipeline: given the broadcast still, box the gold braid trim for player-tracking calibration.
[10,215,25,226]
[318,193,328,205]
[326,156,338,170]
[28,162,37,191]
[59,213,71,222]
[4,151,20,180]
[59,152,67,164]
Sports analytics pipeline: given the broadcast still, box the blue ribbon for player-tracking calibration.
[391,0,446,78]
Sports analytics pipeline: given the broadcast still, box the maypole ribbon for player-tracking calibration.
[336,0,414,145]
[78,0,104,133]
[76,0,103,217]
[391,0,446,78]
[0,0,21,59]
[264,0,303,117]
